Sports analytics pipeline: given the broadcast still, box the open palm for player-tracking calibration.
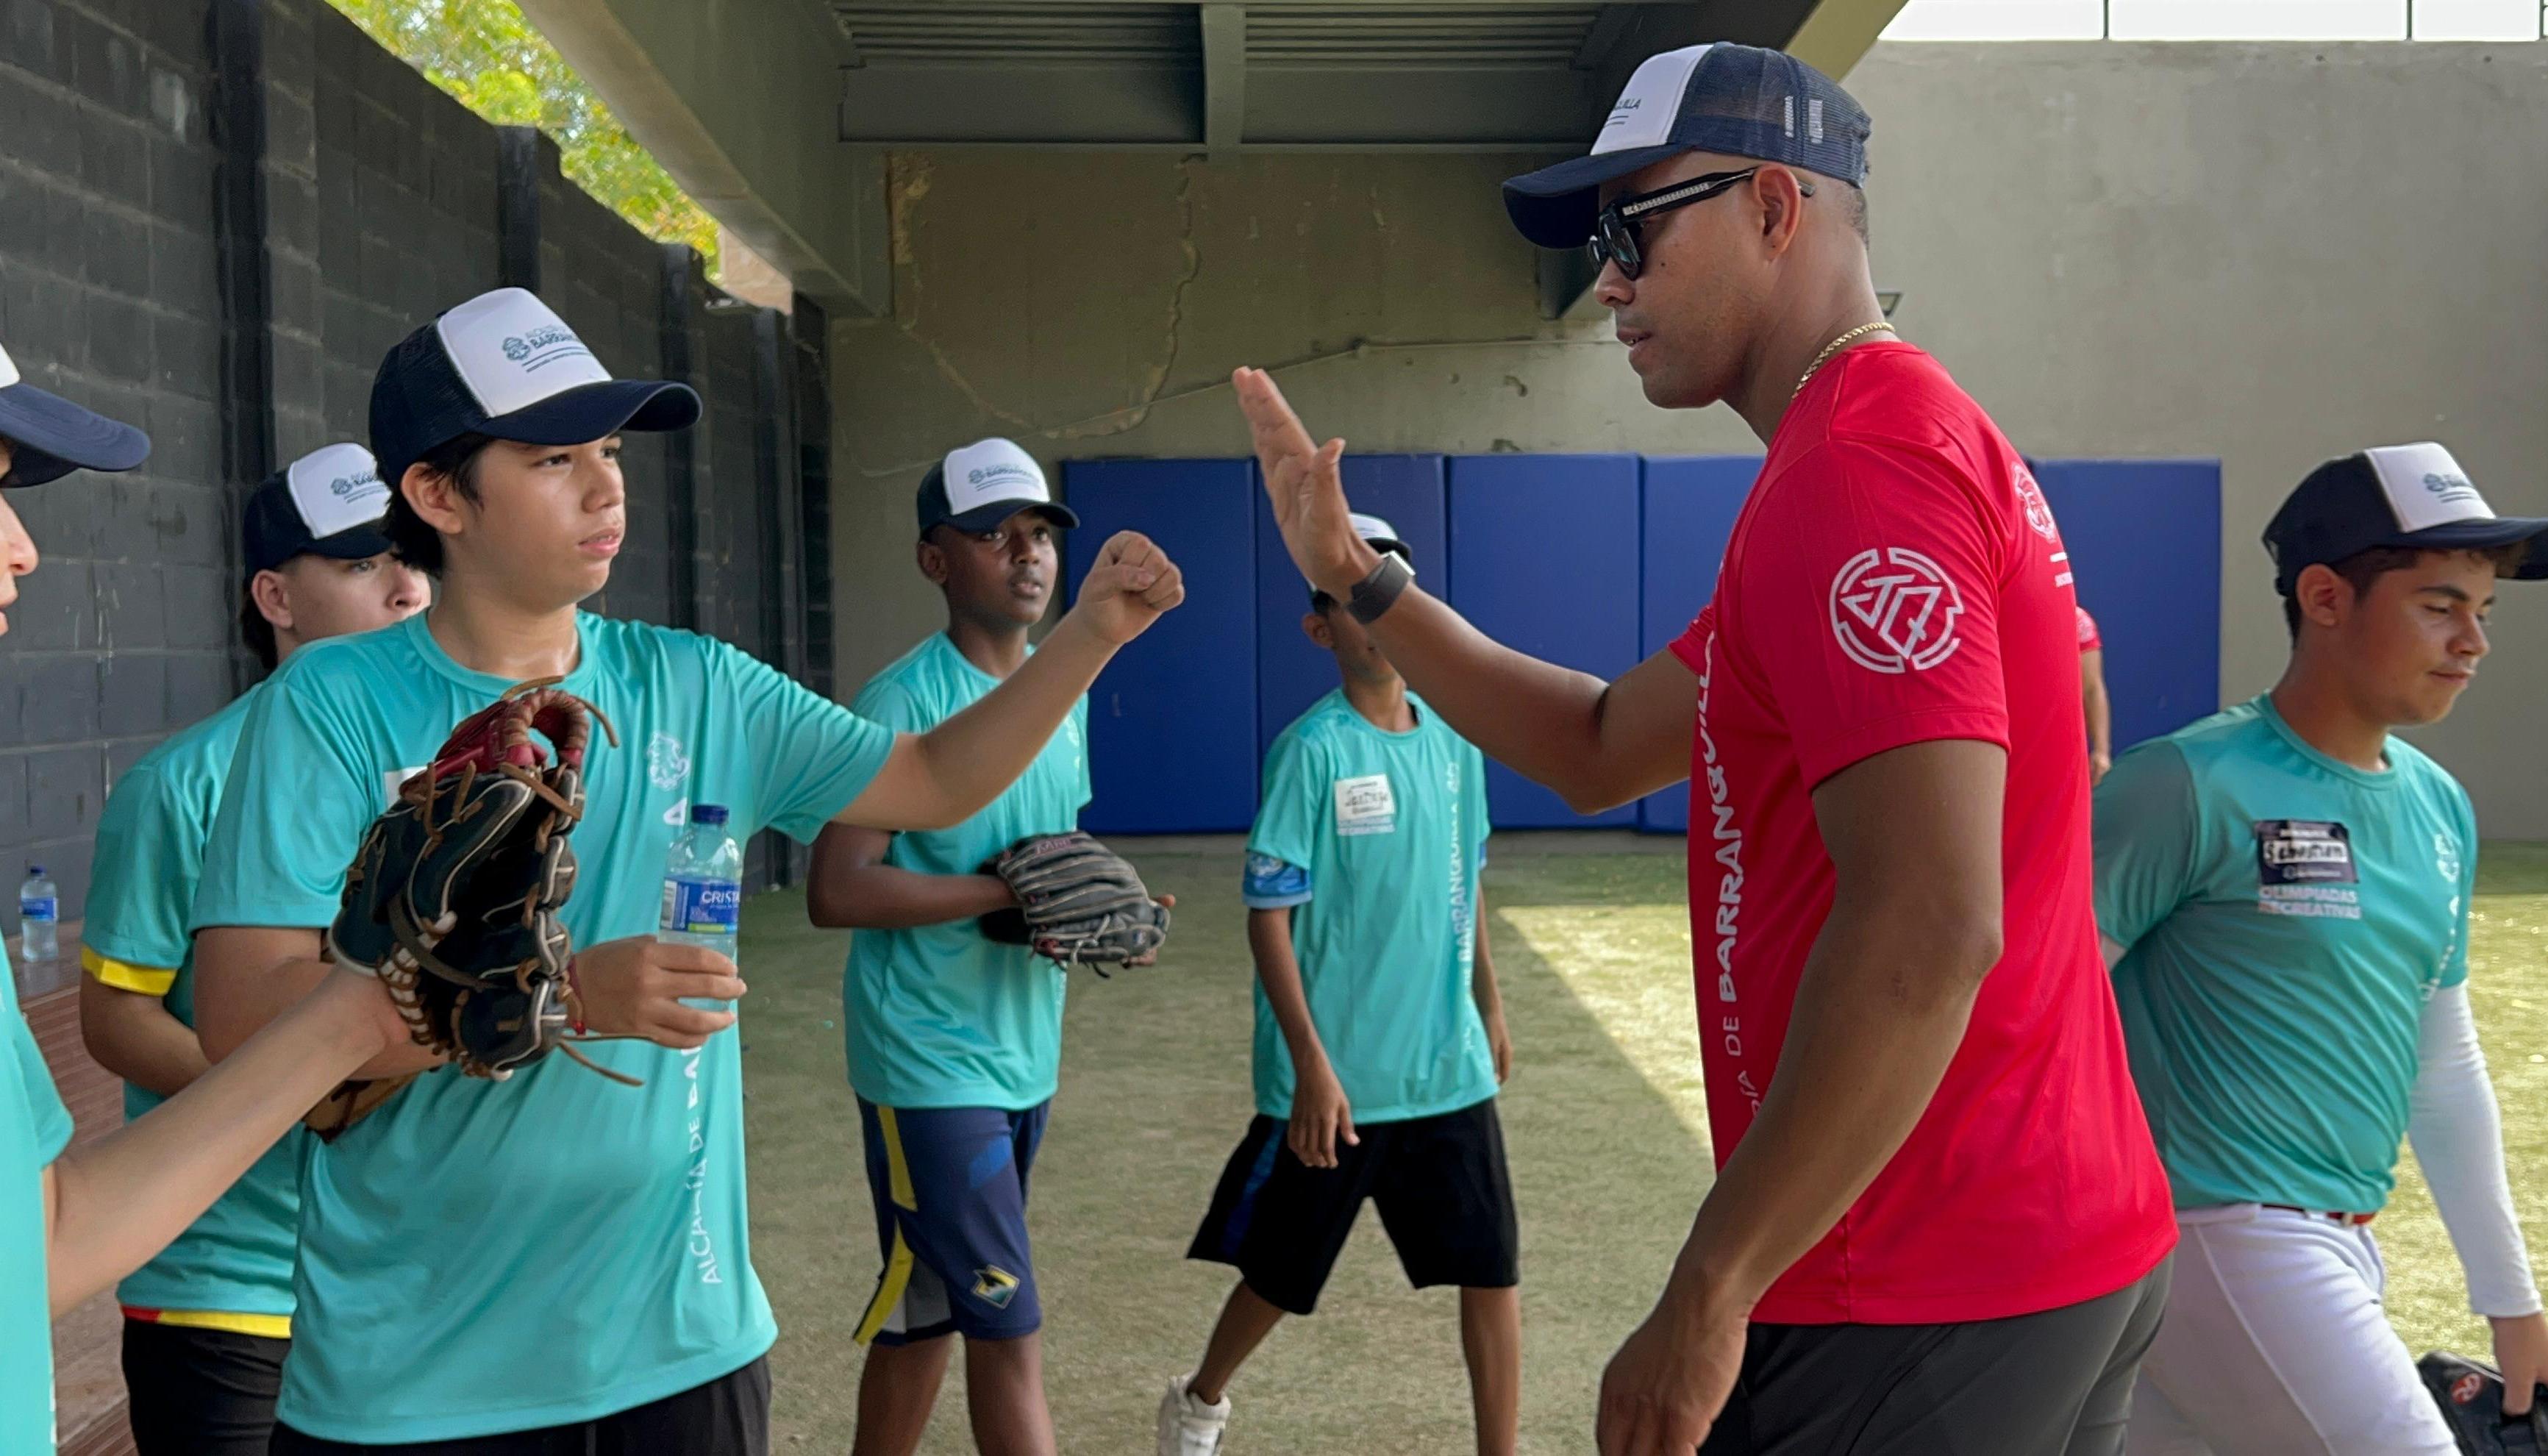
[1232,367,1373,597]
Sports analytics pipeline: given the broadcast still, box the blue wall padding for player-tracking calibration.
[1636,456,1761,833]
[2032,460,2223,752]
[1445,454,1643,829]
[1254,454,1450,759]
[1062,459,1260,833]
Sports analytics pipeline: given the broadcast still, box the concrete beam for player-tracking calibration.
[514,0,888,314]
[1201,4,1246,154]
[1783,0,1915,77]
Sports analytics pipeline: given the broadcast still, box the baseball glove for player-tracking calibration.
[980,831,1170,971]
[2421,1351,2548,1454]
[308,677,629,1139]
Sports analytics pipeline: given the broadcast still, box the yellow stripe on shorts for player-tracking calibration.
[126,1307,293,1340]
[879,1107,917,1210]
[83,946,177,997]
[854,1229,916,1346]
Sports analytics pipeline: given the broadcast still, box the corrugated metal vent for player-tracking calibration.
[829,4,1202,64]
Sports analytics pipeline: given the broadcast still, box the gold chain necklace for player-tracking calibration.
[1792,321,1897,398]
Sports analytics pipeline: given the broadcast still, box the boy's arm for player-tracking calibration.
[1249,906,1355,1168]
[838,535,1181,832]
[78,974,210,1098]
[2080,648,2113,784]
[1472,885,1511,1085]
[806,823,1016,929]
[45,970,402,1315]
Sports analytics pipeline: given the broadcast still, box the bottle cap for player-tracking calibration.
[690,804,728,827]
[25,866,41,877]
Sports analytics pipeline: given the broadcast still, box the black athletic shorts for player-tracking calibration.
[1696,1260,2172,1456]
[1187,1096,1518,1316]
[268,1355,769,1456]
[120,1319,288,1456]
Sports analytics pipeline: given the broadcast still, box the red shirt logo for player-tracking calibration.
[1829,546,1966,674]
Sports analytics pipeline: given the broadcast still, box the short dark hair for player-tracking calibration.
[1308,587,1338,615]
[383,432,493,578]
[239,582,277,671]
[1841,181,1869,244]
[2282,543,2530,638]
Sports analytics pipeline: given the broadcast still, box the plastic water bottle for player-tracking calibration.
[19,866,57,963]
[659,804,742,957]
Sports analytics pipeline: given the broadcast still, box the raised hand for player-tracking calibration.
[1068,530,1186,646]
[1232,368,1379,599]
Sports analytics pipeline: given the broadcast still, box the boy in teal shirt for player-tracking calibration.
[1160,516,1518,1456]
[80,443,425,1455]
[810,438,1142,1456]
[185,293,1185,1452]
[1,340,417,1456]
[2095,444,2548,1453]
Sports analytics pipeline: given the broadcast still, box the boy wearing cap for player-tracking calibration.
[1158,515,1516,1456]
[0,346,421,1456]
[1238,40,2173,1456]
[79,442,426,1455]
[804,438,1102,1456]
[2096,443,2548,1455]
[186,291,1182,1452]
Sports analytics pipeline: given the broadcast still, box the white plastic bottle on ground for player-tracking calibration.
[660,804,742,959]
[19,865,57,963]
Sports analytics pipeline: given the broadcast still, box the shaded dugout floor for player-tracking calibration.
[738,838,2548,1455]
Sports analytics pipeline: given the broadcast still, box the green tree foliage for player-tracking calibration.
[326,0,720,274]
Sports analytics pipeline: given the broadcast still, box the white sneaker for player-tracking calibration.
[1156,1373,1232,1456]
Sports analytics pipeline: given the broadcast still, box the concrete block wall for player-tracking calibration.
[0,0,228,922]
[0,0,829,934]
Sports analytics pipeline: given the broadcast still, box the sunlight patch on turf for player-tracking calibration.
[1495,902,1712,1153]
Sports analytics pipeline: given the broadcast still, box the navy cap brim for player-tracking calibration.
[0,381,150,487]
[1502,143,1689,249]
[943,500,1080,535]
[298,523,397,563]
[480,378,702,448]
[2379,515,2548,579]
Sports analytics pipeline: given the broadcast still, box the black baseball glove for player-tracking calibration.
[2422,1350,2548,1454]
[980,831,1171,971]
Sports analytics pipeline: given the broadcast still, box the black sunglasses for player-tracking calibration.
[1588,166,1813,280]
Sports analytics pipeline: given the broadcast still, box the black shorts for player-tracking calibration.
[1187,1097,1518,1316]
[121,1319,288,1456]
[1696,1260,2172,1456]
[269,1356,768,1456]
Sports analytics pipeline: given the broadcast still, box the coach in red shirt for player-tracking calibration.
[1234,43,2174,1456]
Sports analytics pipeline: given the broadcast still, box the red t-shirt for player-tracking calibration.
[2077,605,2104,653]
[1671,342,2173,1325]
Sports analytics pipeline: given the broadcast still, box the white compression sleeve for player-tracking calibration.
[2407,980,2542,1318]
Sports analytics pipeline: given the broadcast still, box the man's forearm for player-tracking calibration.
[1361,588,1647,810]
[46,971,389,1315]
[80,979,212,1099]
[1666,902,1994,1314]
[809,866,1015,930]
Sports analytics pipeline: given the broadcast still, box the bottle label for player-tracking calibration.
[661,878,739,936]
[21,896,55,923]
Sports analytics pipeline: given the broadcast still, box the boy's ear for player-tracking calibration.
[917,535,952,587]
[1302,610,1334,650]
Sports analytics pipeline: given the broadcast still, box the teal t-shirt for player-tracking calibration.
[843,633,1089,1111]
[86,687,301,1326]
[189,611,895,1443]
[3,943,74,1455]
[1243,690,1494,1124]
[2094,693,2478,1216]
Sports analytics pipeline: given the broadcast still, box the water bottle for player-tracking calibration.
[19,866,57,963]
[660,804,742,984]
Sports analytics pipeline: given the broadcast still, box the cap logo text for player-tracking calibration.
[500,324,591,372]
[2424,471,2480,505]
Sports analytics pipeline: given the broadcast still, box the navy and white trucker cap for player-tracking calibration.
[1352,513,1410,563]
[244,442,395,574]
[1503,42,1871,249]
[916,438,1080,538]
[2263,442,2548,596]
[0,338,150,488]
[370,288,699,488]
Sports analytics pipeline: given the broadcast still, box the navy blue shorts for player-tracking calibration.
[853,1099,1049,1345]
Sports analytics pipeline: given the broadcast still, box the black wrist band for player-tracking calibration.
[1345,551,1415,625]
